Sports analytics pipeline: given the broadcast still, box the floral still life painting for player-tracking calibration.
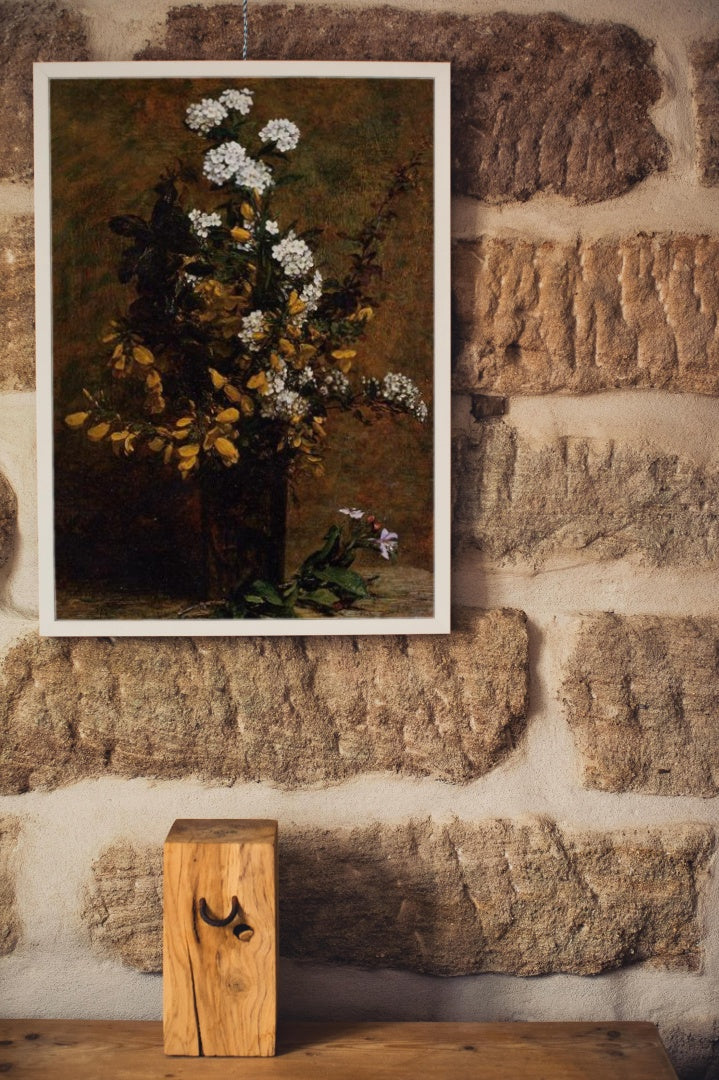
[34,61,450,635]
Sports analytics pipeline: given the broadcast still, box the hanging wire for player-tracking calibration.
[243,0,249,60]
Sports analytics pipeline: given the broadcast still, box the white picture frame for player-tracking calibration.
[34,60,451,636]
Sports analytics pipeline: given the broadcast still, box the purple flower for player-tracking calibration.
[373,528,398,560]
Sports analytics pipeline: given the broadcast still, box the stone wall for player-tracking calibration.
[1,1,719,1077]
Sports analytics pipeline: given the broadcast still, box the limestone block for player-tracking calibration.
[0,2,89,181]
[84,818,714,976]
[564,614,719,796]
[139,7,668,204]
[691,39,719,186]
[453,423,719,569]
[0,610,528,794]
[0,215,35,390]
[0,469,17,571]
[0,817,19,956]
[453,236,719,395]
[82,842,160,973]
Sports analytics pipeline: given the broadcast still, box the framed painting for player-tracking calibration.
[34,60,450,636]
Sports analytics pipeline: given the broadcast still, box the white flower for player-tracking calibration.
[263,369,285,394]
[339,507,364,519]
[238,310,267,352]
[260,381,309,421]
[372,527,398,560]
[271,230,314,278]
[234,156,274,194]
[320,370,351,399]
[186,98,228,134]
[203,141,248,185]
[297,366,315,388]
[299,270,323,314]
[203,141,274,193]
[259,118,300,152]
[366,371,428,422]
[188,209,222,239]
[251,366,311,421]
[218,88,253,114]
[264,219,280,235]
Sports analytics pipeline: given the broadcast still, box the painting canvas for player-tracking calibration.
[34,61,450,636]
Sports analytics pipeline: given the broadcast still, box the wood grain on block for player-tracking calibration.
[453,236,719,395]
[139,7,668,205]
[0,1020,679,1079]
[163,819,277,1057]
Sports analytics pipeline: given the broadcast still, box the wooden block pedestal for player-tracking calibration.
[163,818,278,1057]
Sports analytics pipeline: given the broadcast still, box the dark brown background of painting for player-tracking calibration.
[51,77,434,614]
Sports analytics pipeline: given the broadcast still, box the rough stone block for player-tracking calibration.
[139,6,668,204]
[453,236,719,395]
[453,423,719,569]
[82,841,160,973]
[0,817,20,956]
[564,614,719,796]
[84,818,714,976]
[0,215,35,390]
[0,2,89,181]
[0,609,528,794]
[0,468,16,572]
[691,39,719,186]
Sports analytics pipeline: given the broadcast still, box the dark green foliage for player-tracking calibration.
[209,512,393,618]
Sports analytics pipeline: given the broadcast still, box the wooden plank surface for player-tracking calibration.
[163,819,277,1056]
[0,1020,679,1078]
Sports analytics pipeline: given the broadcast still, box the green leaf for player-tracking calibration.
[316,566,368,598]
[245,579,284,606]
[303,587,340,611]
[284,582,300,607]
[301,526,341,571]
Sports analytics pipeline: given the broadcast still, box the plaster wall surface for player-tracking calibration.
[2,0,719,1075]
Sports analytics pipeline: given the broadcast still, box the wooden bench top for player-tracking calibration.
[0,1019,678,1078]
